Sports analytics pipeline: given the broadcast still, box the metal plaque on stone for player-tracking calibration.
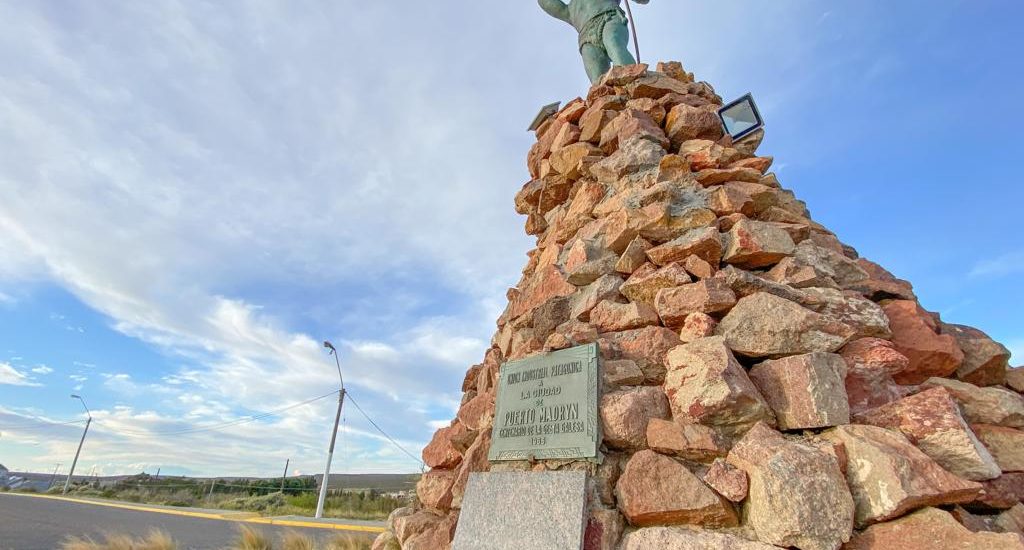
[488,343,600,462]
[451,471,588,550]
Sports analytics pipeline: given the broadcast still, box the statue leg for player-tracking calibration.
[603,16,637,66]
[581,43,611,84]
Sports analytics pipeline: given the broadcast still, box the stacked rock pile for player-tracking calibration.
[372,62,1023,550]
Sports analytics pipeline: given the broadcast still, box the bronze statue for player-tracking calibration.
[538,0,648,83]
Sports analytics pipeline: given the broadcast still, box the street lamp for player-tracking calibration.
[315,340,346,519]
[63,394,92,495]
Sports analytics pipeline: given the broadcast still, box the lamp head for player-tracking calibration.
[323,340,336,352]
[70,394,80,399]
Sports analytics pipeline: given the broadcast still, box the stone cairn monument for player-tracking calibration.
[372,62,1024,550]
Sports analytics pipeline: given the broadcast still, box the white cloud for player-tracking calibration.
[0,362,40,387]
[30,365,53,375]
[970,251,1024,278]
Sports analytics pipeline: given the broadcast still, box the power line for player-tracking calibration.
[345,392,425,468]
[0,418,87,429]
[97,390,341,436]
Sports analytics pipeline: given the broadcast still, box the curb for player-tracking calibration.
[1,492,386,534]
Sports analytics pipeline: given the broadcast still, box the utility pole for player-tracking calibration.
[315,340,346,519]
[280,459,290,494]
[48,463,62,490]
[155,467,160,480]
[207,479,217,502]
[63,395,92,495]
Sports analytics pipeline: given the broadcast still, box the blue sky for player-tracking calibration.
[1,1,1021,477]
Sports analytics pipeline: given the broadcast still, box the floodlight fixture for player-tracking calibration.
[528,101,561,132]
[718,93,764,142]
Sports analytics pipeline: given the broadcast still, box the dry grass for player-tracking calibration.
[61,529,177,550]
[233,525,272,550]
[275,531,369,550]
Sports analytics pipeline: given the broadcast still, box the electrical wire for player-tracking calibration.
[0,418,87,429]
[344,392,425,468]
[96,390,340,436]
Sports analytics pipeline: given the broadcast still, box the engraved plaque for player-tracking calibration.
[488,343,600,462]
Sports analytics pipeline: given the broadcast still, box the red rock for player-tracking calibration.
[841,338,912,414]
[845,507,1024,550]
[665,103,723,146]
[602,359,644,388]
[616,450,738,528]
[579,108,619,144]
[550,121,581,152]
[679,139,725,170]
[556,97,587,124]
[664,336,775,437]
[620,262,691,305]
[793,240,869,288]
[765,256,834,288]
[450,430,490,509]
[846,257,916,301]
[882,300,964,384]
[728,156,773,173]
[567,275,621,323]
[456,392,494,432]
[602,109,668,153]
[654,279,737,328]
[423,425,463,469]
[716,292,857,358]
[974,425,1024,473]
[943,323,1011,386]
[826,424,982,527]
[695,167,763,187]
[588,300,660,333]
[748,352,850,430]
[721,218,796,269]
[995,504,1024,534]
[508,264,576,320]
[646,226,722,267]
[1007,368,1024,393]
[583,507,625,550]
[615,236,652,275]
[678,311,718,343]
[854,388,1000,481]
[403,512,457,550]
[682,254,716,279]
[924,378,1024,428]
[549,141,602,180]
[394,510,444,546]
[601,386,671,450]
[563,239,618,286]
[605,325,683,384]
[646,418,726,461]
[656,61,694,82]
[625,97,667,125]
[974,473,1024,510]
[590,136,666,183]
[802,287,892,340]
[727,423,855,550]
[702,458,748,502]
[620,528,776,549]
[600,63,649,86]
[416,468,456,511]
[705,184,755,216]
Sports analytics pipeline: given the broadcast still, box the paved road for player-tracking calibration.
[0,493,380,550]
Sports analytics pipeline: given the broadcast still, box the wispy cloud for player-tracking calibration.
[969,250,1024,278]
[30,365,53,375]
[0,362,41,387]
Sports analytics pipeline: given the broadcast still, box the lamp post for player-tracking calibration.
[63,394,92,495]
[315,340,346,519]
